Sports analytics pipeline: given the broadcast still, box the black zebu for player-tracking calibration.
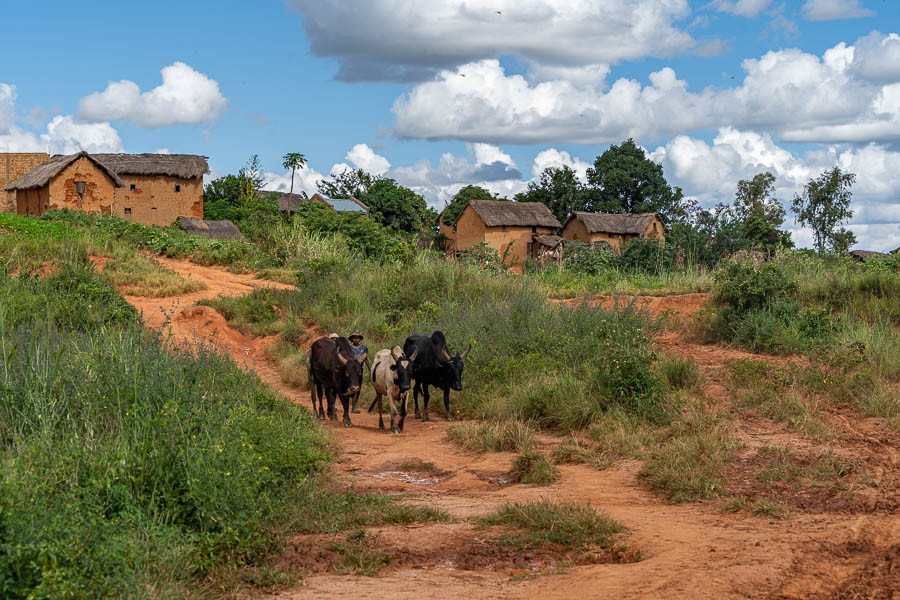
[403,331,470,421]
[307,336,365,426]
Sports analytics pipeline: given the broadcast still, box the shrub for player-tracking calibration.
[618,238,674,275]
[509,449,559,485]
[714,261,797,313]
[564,241,616,275]
[457,241,511,273]
[657,355,699,390]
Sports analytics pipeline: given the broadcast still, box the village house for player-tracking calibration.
[1,152,51,213]
[561,211,666,251]
[308,193,369,216]
[3,151,208,227]
[450,199,562,267]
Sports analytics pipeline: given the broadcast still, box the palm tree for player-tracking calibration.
[281,152,307,205]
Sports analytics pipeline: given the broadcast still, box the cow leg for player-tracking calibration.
[310,381,319,419]
[326,388,338,421]
[340,394,352,427]
[315,382,326,419]
[388,393,399,434]
[422,384,431,422]
[375,392,385,430]
[352,390,361,414]
[398,392,408,432]
[443,386,453,421]
[413,380,422,419]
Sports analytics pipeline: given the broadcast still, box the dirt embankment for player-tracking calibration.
[117,259,899,600]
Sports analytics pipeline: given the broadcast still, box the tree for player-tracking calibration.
[359,178,430,233]
[586,138,683,217]
[733,172,791,251]
[317,168,382,199]
[441,185,497,227]
[203,155,276,223]
[792,167,857,254]
[514,165,589,223]
[281,152,307,206]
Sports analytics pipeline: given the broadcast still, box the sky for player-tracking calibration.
[1,0,899,250]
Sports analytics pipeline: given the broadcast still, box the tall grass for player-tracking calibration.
[205,251,667,427]
[530,261,713,298]
[0,258,331,598]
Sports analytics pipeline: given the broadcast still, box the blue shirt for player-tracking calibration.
[351,344,367,360]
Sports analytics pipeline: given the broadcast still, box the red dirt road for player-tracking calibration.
[119,259,900,600]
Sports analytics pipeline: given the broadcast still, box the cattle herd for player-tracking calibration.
[307,331,470,433]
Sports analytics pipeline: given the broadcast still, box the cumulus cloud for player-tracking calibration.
[78,62,227,128]
[287,0,700,82]
[651,128,900,251]
[530,148,592,180]
[345,143,391,175]
[261,163,328,198]
[0,83,124,154]
[802,0,874,21]
[711,0,773,17]
[392,32,900,145]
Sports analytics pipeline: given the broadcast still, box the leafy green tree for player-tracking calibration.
[281,152,307,205]
[586,138,684,217]
[792,167,857,254]
[317,168,382,199]
[202,155,278,236]
[733,172,792,251]
[514,165,590,223]
[441,185,498,227]
[359,178,430,233]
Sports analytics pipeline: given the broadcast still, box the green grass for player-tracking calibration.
[752,498,788,519]
[0,255,334,598]
[98,249,206,297]
[476,499,625,552]
[327,530,393,576]
[446,420,537,453]
[657,355,700,391]
[529,262,713,299]
[509,448,560,485]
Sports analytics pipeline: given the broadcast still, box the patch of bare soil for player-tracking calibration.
[116,264,900,600]
[554,292,709,319]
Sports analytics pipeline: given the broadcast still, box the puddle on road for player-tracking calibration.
[350,469,449,485]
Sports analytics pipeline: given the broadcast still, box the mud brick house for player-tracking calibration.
[4,151,208,227]
[450,199,562,268]
[1,152,50,213]
[561,212,666,252]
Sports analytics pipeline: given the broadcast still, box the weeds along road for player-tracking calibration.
[117,256,900,600]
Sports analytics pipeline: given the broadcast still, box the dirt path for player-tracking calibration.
[118,259,900,600]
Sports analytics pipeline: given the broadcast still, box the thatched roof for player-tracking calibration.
[891,246,899,256]
[848,249,887,263]
[176,217,245,241]
[92,153,209,179]
[533,234,565,248]
[467,200,561,228]
[563,212,664,235]
[4,151,124,190]
[261,190,306,212]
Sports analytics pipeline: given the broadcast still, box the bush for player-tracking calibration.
[509,449,559,485]
[714,261,797,313]
[564,241,616,275]
[618,238,674,275]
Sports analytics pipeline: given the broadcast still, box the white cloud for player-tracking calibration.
[711,0,773,17]
[78,62,227,128]
[262,164,328,198]
[345,143,391,175]
[393,32,900,145]
[286,0,699,82]
[652,128,900,251]
[0,83,124,154]
[530,148,592,180]
[802,0,874,21]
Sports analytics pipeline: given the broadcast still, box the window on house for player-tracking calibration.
[175,184,181,192]
[501,225,507,232]
[75,181,86,195]
[124,207,132,215]
[531,226,537,233]
[130,184,136,191]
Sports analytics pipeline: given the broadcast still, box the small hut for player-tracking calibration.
[176,217,245,241]
[848,249,888,263]
[561,212,665,251]
[451,200,561,268]
[308,193,369,215]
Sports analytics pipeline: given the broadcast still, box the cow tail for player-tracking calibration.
[371,361,380,383]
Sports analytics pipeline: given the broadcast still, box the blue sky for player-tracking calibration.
[1,0,899,249]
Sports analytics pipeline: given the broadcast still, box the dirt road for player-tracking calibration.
[120,258,900,600]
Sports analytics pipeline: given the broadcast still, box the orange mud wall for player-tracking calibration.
[562,216,666,251]
[113,175,203,226]
[46,156,118,215]
[1,153,49,213]
[453,206,556,268]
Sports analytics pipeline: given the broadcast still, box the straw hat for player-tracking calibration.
[348,330,364,341]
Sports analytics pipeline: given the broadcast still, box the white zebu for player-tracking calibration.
[368,346,416,433]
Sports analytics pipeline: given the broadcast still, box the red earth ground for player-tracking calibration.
[119,257,899,600]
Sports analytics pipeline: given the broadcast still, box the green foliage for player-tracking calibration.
[714,261,797,313]
[292,202,414,261]
[792,166,857,255]
[476,500,625,552]
[657,355,699,391]
[618,238,674,275]
[441,185,497,227]
[514,165,590,223]
[586,138,684,218]
[0,260,329,598]
[457,241,511,273]
[446,421,536,453]
[563,241,616,275]
[317,167,382,200]
[0,213,79,242]
[360,178,430,233]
